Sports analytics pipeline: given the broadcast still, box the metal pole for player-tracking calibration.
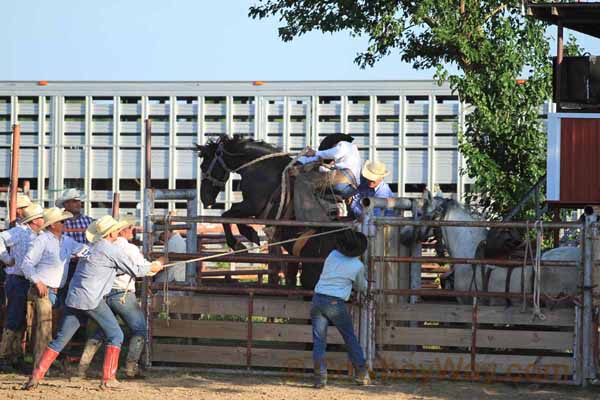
[556,21,564,112]
[112,192,120,218]
[142,118,153,368]
[409,241,421,304]
[373,218,581,230]
[246,292,254,370]
[583,213,597,386]
[186,194,198,283]
[160,215,354,228]
[9,124,21,225]
[360,209,374,370]
[373,255,577,268]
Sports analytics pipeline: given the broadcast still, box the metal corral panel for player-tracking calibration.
[0,80,535,221]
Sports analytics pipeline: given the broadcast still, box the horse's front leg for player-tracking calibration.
[222,203,258,251]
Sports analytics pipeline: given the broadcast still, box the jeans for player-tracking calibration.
[332,183,358,199]
[49,300,124,353]
[311,293,365,375]
[4,275,30,331]
[92,290,147,340]
[29,287,60,367]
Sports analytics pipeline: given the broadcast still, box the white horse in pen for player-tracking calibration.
[418,191,581,308]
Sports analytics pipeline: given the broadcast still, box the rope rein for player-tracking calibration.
[160,225,355,269]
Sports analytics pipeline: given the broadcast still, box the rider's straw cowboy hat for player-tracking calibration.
[21,204,45,224]
[55,188,85,208]
[16,194,32,209]
[41,207,73,230]
[361,160,389,182]
[85,215,131,243]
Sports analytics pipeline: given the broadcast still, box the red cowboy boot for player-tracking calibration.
[22,347,59,390]
[100,345,121,390]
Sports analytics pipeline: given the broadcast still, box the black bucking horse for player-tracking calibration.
[197,134,345,290]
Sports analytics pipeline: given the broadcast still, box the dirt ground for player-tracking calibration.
[0,369,598,400]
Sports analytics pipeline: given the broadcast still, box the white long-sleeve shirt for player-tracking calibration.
[154,233,187,283]
[21,231,87,289]
[298,141,362,182]
[112,237,152,292]
[0,225,39,276]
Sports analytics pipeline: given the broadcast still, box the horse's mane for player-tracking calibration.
[443,198,485,220]
[206,134,282,155]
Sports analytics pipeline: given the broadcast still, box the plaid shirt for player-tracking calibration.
[63,214,94,244]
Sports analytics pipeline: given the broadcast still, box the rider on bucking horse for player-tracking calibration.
[293,134,362,222]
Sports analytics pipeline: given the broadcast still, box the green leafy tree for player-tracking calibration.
[250,0,555,218]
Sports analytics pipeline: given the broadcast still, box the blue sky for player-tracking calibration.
[2,0,599,81]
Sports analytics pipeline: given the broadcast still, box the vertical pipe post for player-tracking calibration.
[409,241,422,305]
[360,210,375,370]
[583,213,597,385]
[186,195,198,283]
[141,118,153,368]
[556,21,564,112]
[9,124,21,225]
[112,192,120,218]
[470,296,478,378]
[197,235,204,285]
[246,292,254,370]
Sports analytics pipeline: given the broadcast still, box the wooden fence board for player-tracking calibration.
[378,351,573,377]
[381,327,573,350]
[152,344,350,370]
[152,319,345,343]
[383,304,574,327]
[152,295,312,318]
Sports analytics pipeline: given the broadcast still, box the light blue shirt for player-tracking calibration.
[21,231,86,288]
[0,225,39,276]
[350,178,395,218]
[66,239,151,310]
[314,250,367,301]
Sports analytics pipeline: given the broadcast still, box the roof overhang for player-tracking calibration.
[527,2,600,38]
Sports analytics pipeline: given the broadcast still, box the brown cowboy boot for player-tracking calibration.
[22,347,59,390]
[124,336,144,378]
[75,338,102,378]
[0,329,16,372]
[313,360,327,389]
[353,366,372,386]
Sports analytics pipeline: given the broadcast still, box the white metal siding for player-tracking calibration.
[0,80,508,222]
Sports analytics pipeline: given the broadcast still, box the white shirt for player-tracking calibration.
[112,237,152,292]
[0,225,39,276]
[298,141,362,182]
[314,249,367,301]
[154,233,187,283]
[21,231,87,289]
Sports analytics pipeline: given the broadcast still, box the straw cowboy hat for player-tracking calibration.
[21,203,45,224]
[85,215,132,243]
[361,160,389,182]
[41,207,74,230]
[16,194,32,209]
[55,188,85,208]
[336,231,368,258]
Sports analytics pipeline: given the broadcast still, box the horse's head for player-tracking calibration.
[415,189,449,244]
[197,135,231,208]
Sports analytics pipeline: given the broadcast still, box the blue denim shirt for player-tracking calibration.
[66,239,151,310]
[350,177,395,218]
